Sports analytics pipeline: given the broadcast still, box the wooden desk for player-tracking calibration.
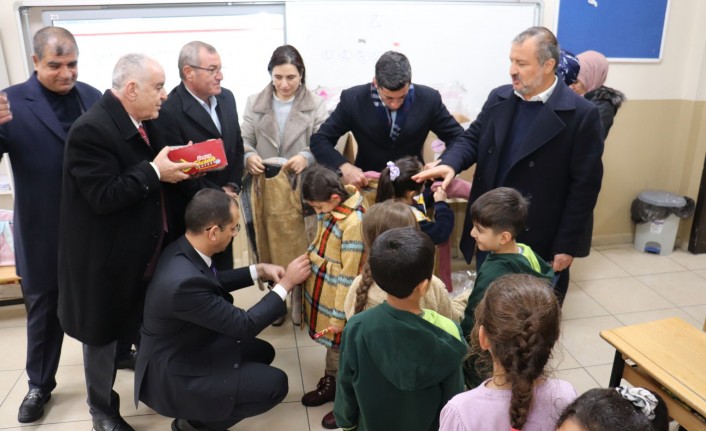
[0,265,22,306]
[601,317,706,431]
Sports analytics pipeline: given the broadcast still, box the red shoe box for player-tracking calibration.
[168,138,228,175]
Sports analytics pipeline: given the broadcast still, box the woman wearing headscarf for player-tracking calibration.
[556,49,580,87]
[572,50,626,137]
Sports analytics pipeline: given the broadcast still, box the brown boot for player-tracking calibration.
[321,410,338,429]
[301,375,336,406]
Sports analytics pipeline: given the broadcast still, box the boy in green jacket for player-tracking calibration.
[333,227,466,431]
[461,187,554,387]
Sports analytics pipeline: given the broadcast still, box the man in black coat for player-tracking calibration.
[58,53,195,431]
[310,51,463,188]
[135,189,310,431]
[415,27,605,302]
[154,41,244,270]
[0,27,101,423]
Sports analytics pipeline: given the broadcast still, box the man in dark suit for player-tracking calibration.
[310,50,463,188]
[0,26,101,423]
[0,93,11,125]
[135,189,310,431]
[58,53,195,431]
[155,41,244,270]
[415,27,604,302]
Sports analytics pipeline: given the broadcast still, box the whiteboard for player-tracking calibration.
[41,5,285,111]
[286,1,539,116]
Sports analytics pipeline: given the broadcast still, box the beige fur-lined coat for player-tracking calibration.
[241,84,328,163]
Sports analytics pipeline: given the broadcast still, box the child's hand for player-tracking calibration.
[433,187,447,202]
[328,322,344,334]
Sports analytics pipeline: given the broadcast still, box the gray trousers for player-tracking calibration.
[83,340,120,420]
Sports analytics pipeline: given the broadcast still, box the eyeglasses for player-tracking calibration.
[205,223,240,235]
[188,65,222,76]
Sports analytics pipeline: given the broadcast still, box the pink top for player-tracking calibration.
[439,378,577,431]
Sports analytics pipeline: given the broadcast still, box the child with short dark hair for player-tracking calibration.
[461,187,554,341]
[556,386,669,431]
[440,274,577,431]
[376,155,454,244]
[334,227,466,431]
[300,164,366,428]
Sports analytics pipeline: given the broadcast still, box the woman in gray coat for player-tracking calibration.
[242,45,327,175]
[241,45,327,325]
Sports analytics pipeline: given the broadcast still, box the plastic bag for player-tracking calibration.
[630,196,695,223]
[449,270,475,299]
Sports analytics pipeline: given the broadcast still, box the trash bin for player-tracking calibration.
[630,190,695,256]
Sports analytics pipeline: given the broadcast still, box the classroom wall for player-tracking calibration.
[1,0,706,249]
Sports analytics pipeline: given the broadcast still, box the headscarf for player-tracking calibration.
[556,50,580,86]
[577,50,609,93]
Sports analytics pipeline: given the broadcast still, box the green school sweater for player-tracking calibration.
[334,302,466,431]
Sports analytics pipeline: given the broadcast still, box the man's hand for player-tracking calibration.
[423,159,442,171]
[256,263,285,283]
[0,92,12,125]
[340,163,368,188]
[246,154,265,176]
[278,254,311,292]
[153,147,197,183]
[551,253,574,272]
[222,185,238,199]
[283,155,308,174]
[412,164,456,190]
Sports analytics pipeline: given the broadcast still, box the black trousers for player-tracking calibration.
[23,284,64,392]
[197,338,288,430]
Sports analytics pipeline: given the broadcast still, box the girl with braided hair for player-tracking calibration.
[342,201,468,321]
[440,274,577,431]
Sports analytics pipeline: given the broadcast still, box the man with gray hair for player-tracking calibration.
[154,41,244,271]
[58,53,195,431]
[415,27,605,304]
[310,50,463,188]
[0,26,101,423]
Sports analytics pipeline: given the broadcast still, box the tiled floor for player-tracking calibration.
[0,244,704,430]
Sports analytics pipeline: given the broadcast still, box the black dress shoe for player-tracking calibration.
[171,418,211,431]
[18,388,51,423]
[115,349,137,370]
[92,415,134,431]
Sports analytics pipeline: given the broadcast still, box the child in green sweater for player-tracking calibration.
[334,227,466,431]
[461,187,554,387]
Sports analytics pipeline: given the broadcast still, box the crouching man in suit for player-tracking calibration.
[135,188,310,431]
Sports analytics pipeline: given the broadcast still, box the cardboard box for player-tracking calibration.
[168,138,228,175]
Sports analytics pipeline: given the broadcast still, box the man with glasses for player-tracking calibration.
[135,188,310,431]
[310,51,463,188]
[155,40,244,270]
